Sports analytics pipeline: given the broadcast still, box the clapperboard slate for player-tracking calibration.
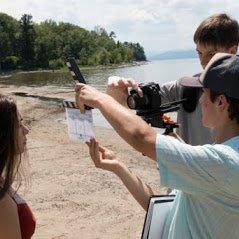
[141,195,175,239]
[63,100,94,141]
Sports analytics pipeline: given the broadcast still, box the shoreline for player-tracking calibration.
[0,60,149,77]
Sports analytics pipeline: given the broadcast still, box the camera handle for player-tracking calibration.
[136,99,187,134]
[163,122,179,135]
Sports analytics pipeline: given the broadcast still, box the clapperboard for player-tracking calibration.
[66,56,86,84]
[141,195,175,239]
[63,100,95,141]
[66,56,92,110]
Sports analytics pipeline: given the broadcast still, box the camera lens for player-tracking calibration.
[127,95,136,109]
[127,93,149,109]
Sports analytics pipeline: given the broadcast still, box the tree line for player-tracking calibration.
[0,13,147,71]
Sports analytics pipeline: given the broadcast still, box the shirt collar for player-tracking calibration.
[222,135,239,152]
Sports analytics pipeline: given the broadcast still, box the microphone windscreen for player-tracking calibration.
[182,87,200,113]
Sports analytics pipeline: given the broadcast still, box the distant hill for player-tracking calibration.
[149,49,197,60]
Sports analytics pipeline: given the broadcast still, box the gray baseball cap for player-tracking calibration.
[180,53,239,99]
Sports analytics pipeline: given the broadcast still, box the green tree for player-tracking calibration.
[124,42,146,61]
[1,56,19,70]
[19,14,36,69]
[96,48,111,65]
[34,20,61,68]
[109,31,116,39]
[0,12,147,71]
[111,49,122,64]
[49,58,64,70]
[0,32,11,70]
[0,13,19,70]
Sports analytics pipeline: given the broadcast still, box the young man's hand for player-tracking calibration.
[75,83,109,113]
[106,78,143,108]
[86,138,120,173]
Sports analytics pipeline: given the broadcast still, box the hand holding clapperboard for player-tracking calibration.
[63,57,94,141]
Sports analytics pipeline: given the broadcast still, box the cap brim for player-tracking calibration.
[179,76,203,88]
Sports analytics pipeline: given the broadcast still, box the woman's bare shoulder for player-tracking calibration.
[0,193,21,239]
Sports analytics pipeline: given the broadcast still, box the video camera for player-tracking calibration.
[127,82,186,134]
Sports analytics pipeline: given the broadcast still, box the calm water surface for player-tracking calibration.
[0,58,201,90]
[0,58,201,128]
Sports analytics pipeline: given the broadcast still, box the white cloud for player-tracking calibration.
[1,0,239,56]
[130,9,159,23]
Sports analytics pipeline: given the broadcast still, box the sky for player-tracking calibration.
[1,0,239,56]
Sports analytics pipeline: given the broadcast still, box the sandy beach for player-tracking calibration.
[0,83,167,239]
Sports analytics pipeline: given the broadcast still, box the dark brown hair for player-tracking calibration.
[210,91,239,124]
[194,13,239,48]
[0,95,22,198]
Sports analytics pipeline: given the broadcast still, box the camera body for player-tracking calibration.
[127,82,161,110]
[127,82,182,133]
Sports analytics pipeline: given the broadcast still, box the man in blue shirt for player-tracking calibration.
[75,53,239,238]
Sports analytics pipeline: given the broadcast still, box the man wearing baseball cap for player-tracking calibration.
[76,52,239,238]
[180,53,239,98]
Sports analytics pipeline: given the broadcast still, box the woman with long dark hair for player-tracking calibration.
[0,95,35,239]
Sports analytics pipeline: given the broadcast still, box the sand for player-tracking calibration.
[0,83,167,239]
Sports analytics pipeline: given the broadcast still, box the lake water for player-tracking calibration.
[0,58,202,128]
[0,58,201,89]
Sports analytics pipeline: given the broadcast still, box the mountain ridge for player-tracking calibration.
[148,49,197,60]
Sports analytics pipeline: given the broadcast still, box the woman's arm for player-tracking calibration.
[0,193,22,239]
[87,138,157,211]
[115,161,155,211]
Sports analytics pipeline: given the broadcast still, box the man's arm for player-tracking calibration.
[160,80,182,104]
[98,94,157,159]
[75,84,157,159]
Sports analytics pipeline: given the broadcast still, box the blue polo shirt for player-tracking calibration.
[156,135,239,239]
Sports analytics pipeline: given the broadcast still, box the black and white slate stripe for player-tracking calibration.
[62,100,77,109]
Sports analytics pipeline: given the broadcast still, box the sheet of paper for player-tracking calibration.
[65,108,94,141]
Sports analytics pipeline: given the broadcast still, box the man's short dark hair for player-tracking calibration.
[210,90,239,124]
[194,13,239,48]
